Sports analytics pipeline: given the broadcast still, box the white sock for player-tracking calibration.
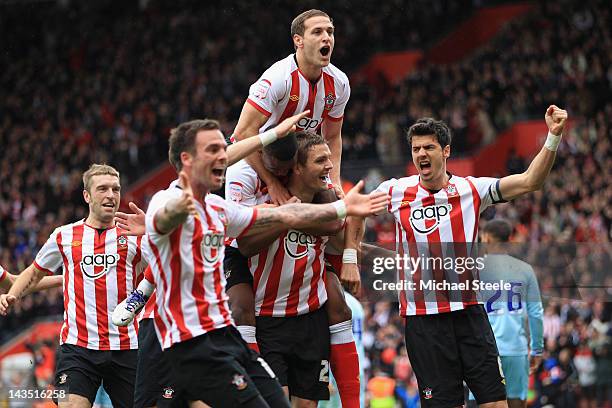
[329,320,354,345]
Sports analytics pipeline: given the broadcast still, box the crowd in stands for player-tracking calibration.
[0,0,610,406]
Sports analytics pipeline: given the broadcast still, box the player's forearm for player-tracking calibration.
[153,199,189,235]
[528,302,544,354]
[249,204,341,235]
[228,135,269,166]
[343,216,364,250]
[326,133,342,186]
[8,265,46,300]
[523,146,557,191]
[300,220,343,237]
[244,153,278,186]
[25,275,63,295]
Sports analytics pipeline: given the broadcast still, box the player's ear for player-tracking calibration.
[443,144,451,159]
[180,151,192,168]
[83,189,91,204]
[293,34,303,49]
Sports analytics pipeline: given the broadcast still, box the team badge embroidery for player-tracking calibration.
[446,184,458,196]
[162,387,175,399]
[324,92,336,111]
[423,387,433,399]
[232,374,248,390]
[253,79,271,99]
[117,235,128,248]
[59,373,68,384]
[289,94,300,102]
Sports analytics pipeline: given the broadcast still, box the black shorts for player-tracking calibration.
[224,246,253,290]
[164,325,285,407]
[404,304,506,407]
[256,307,330,401]
[134,319,187,408]
[54,343,137,408]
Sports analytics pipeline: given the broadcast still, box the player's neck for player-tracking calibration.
[287,179,315,203]
[295,52,322,82]
[85,214,114,229]
[419,171,449,191]
[485,243,506,254]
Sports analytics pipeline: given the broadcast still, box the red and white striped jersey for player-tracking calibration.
[374,174,505,316]
[0,264,6,282]
[144,181,257,349]
[244,54,350,135]
[33,220,145,350]
[225,160,329,317]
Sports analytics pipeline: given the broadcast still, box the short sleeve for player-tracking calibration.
[467,176,506,212]
[246,68,287,117]
[211,196,257,239]
[145,189,176,237]
[0,265,6,282]
[225,161,259,207]
[373,179,396,195]
[33,228,64,275]
[328,78,350,120]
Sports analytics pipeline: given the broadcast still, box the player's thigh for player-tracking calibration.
[293,397,318,408]
[54,344,103,405]
[244,351,290,408]
[288,308,330,402]
[58,393,92,408]
[324,270,351,324]
[102,349,137,408]
[256,316,293,386]
[500,355,528,401]
[455,305,506,405]
[404,313,464,408]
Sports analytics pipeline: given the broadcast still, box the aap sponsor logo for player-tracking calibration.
[80,253,120,279]
[409,204,452,235]
[201,232,224,263]
[297,117,321,131]
[284,230,316,259]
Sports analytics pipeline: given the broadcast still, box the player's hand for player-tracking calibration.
[529,354,542,374]
[267,179,292,205]
[115,202,146,236]
[284,196,301,204]
[343,180,390,217]
[340,263,361,295]
[332,183,345,199]
[273,110,310,139]
[176,171,197,216]
[545,105,568,136]
[0,294,17,316]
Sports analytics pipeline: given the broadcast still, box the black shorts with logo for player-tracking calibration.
[134,319,187,408]
[224,245,253,290]
[256,306,330,401]
[164,325,286,407]
[54,343,137,408]
[404,304,507,407]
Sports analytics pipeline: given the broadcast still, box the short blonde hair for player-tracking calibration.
[82,163,120,192]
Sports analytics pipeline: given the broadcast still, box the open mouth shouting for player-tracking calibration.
[102,201,116,211]
[319,45,331,58]
[211,167,225,181]
[418,160,432,176]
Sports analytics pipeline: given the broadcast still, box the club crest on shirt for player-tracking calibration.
[162,387,175,399]
[446,184,458,196]
[232,374,248,391]
[59,373,68,384]
[324,92,336,110]
[423,387,433,399]
[117,235,128,248]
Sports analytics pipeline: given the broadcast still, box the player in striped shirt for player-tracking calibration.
[0,264,63,293]
[373,106,567,407]
[141,119,388,407]
[0,164,146,408]
[233,10,364,406]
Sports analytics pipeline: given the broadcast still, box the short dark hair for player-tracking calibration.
[291,9,331,38]
[295,131,326,165]
[483,219,513,242]
[168,119,220,171]
[263,133,298,161]
[407,118,452,149]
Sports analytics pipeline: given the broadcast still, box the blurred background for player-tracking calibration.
[0,0,610,406]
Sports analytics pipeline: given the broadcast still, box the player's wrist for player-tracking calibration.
[258,129,278,146]
[332,200,347,219]
[544,131,562,151]
[342,248,358,264]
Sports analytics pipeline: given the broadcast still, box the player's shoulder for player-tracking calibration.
[261,54,296,81]
[52,219,85,236]
[381,175,419,190]
[226,160,258,181]
[323,62,349,84]
[205,193,230,210]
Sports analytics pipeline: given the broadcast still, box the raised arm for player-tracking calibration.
[234,102,292,204]
[499,105,568,200]
[321,118,344,186]
[153,172,197,235]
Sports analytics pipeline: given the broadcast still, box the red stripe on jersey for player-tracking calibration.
[71,224,88,347]
[321,72,336,123]
[115,232,130,349]
[57,232,70,343]
[237,208,258,239]
[190,217,215,332]
[421,194,450,313]
[284,243,308,316]
[466,179,482,242]
[246,98,272,117]
[278,70,300,123]
[168,226,191,342]
[149,237,169,343]
[324,253,342,275]
[203,208,232,327]
[252,249,269,294]
[260,232,288,315]
[446,190,476,305]
[398,185,422,314]
[32,261,55,276]
[303,77,318,130]
[307,240,324,312]
[94,230,110,349]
